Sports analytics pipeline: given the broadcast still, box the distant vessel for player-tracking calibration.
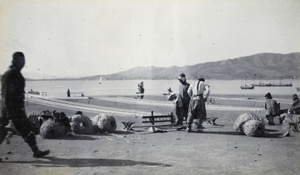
[99,76,102,84]
[28,89,40,95]
[251,82,292,87]
[252,71,292,87]
[268,83,292,87]
[240,75,254,90]
[240,85,254,90]
[251,82,272,87]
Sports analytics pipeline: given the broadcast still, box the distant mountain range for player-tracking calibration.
[77,52,300,81]
[2,52,299,81]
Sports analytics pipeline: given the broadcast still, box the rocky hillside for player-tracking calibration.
[95,52,300,80]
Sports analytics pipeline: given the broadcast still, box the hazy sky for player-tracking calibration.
[0,0,299,78]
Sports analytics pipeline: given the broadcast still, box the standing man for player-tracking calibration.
[0,52,50,158]
[186,77,210,132]
[67,89,70,97]
[138,81,145,99]
[173,73,190,126]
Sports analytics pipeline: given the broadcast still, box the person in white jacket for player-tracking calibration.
[186,78,210,132]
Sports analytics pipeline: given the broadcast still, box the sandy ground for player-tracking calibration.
[0,95,299,175]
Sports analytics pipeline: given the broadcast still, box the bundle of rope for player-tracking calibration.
[234,113,266,137]
[92,114,117,133]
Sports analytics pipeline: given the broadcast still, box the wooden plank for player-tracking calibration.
[142,120,172,123]
[142,111,173,125]
[142,115,173,119]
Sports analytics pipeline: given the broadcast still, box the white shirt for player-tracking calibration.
[187,80,210,100]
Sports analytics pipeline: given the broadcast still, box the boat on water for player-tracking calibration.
[240,75,254,89]
[28,89,40,95]
[251,82,293,87]
[268,83,292,87]
[240,85,254,90]
[251,82,272,87]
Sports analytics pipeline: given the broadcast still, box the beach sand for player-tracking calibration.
[0,95,299,175]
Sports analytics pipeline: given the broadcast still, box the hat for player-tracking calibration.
[292,94,298,101]
[178,73,186,81]
[198,78,205,82]
[76,111,83,115]
[265,92,272,99]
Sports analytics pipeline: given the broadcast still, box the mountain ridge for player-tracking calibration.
[99,52,300,80]
[4,52,298,81]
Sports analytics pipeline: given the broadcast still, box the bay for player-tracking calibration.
[25,79,298,97]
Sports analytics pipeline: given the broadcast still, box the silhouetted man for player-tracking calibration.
[0,52,50,158]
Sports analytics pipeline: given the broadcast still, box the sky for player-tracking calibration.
[0,0,299,78]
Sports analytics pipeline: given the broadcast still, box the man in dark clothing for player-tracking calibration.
[173,73,190,126]
[0,52,50,158]
[290,94,300,114]
[67,89,71,97]
[264,92,279,125]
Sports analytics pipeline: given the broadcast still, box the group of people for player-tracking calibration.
[172,72,300,135]
[264,92,300,136]
[172,73,210,132]
[264,92,300,122]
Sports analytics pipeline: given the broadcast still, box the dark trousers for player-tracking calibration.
[173,102,189,125]
[0,108,37,151]
[187,97,207,128]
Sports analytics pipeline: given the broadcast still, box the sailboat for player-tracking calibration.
[99,76,102,84]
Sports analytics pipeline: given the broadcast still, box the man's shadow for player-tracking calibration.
[3,157,171,168]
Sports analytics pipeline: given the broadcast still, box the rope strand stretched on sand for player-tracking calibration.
[25,96,264,117]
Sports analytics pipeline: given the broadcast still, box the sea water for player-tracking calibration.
[24,79,298,97]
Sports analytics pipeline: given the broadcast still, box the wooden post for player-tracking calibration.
[88,97,93,104]
[150,111,154,125]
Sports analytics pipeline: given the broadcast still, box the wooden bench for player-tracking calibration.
[70,92,85,97]
[142,111,174,125]
[142,111,218,126]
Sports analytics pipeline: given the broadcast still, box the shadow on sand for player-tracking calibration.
[134,124,284,138]
[42,134,97,140]
[2,157,172,168]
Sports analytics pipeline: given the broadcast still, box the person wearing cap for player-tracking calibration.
[264,92,279,125]
[279,94,300,137]
[279,94,300,125]
[290,94,300,114]
[173,73,190,126]
[280,108,300,137]
[185,77,210,132]
[0,52,50,158]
